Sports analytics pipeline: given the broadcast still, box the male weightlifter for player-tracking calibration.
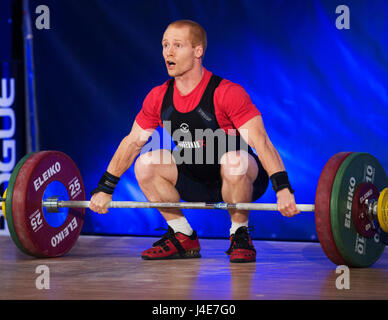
[89,20,299,263]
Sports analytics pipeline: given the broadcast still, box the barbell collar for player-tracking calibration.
[44,196,60,213]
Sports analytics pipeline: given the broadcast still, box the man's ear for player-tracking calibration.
[194,45,204,59]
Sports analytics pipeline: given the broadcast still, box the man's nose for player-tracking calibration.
[166,46,174,56]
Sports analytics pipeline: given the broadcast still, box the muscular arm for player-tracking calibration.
[238,115,285,176]
[90,121,153,213]
[106,121,153,177]
[238,115,299,216]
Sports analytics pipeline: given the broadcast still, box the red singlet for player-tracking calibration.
[135,68,261,131]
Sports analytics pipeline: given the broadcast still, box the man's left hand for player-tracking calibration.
[276,188,300,217]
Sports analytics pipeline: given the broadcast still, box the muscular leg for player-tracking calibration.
[220,150,259,225]
[134,149,182,221]
[136,150,200,259]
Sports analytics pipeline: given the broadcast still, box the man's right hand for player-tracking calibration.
[89,192,112,214]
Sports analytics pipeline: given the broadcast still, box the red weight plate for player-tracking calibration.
[315,152,352,265]
[12,151,85,257]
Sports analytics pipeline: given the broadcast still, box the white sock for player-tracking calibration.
[167,217,193,236]
[230,221,249,236]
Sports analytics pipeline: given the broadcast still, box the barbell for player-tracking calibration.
[1,150,388,267]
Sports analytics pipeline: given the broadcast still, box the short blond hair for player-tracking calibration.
[167,20,207,58]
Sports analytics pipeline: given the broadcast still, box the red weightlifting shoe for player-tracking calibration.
[142,226,201,260]
[226,226,256,263]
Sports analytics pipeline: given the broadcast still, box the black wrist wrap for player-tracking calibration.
[91,171,120,195]
[270,171,294,194]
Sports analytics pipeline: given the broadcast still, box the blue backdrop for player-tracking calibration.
[30,0,388,240]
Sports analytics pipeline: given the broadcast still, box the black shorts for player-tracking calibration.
[174,155,269,203]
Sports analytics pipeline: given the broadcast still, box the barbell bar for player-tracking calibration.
[0,196,316,212]
[0,195,381,225]
[0,192,381,225]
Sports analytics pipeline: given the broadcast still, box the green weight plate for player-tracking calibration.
[6,153,35,255]
[331,153,388,267]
